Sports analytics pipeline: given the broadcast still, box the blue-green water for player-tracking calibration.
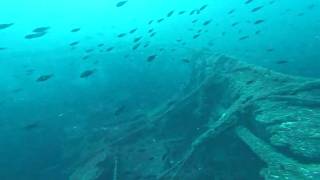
[0,0,319,179]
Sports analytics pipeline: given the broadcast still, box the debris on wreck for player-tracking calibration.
[68,55,320,180]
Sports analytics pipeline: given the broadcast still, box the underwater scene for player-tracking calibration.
[1,0,320,179]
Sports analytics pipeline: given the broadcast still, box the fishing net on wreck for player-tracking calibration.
[69,55,320,180]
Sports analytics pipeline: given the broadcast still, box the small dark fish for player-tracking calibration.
[245,0,254,4]
[117,33,127,38]
[132,43,140,50]
[11,88,23,93]
[157,18,164,23]
[276,60,289,64]
[208,41,214,47]
[129,28,137,34]
[133,36,142,43]
[144,42,150,48]
[150,32,156,37]
[193,34,200,39]
[0,23,14,30]
[23,122,40,130]
[254,19,265,25]
[69,41,80,46]
[85,49,94,53]
[106,47,114,52]
[25,32,47,39]
[178,11,186,15]
[199,5,208,11]
[203,20,212,26]
[26,69,34,76]
[167,10,174,17]
[148,28,154,33]
[307,4,316,10]
[197,29,202,33]
[148,20,153,25]
[116,1,128,7]
[231,22,239,27]
[189,10,196,15]
[80,69,95,78]
[266,48,274,52]
[114,105,126,116]
[192,19,198,23]
[36,74,53,82]
[0,47,7,51]
[71,28,81,32]
[238,35,250,40]
[182,59,190,63]
[82,55,90,60]
[285,8,292,13]
[228,9,235,14]
[97,43,104,47]
[147,55,157,62]
[246,80,255,85]
[251,6,264,12]
[33,26,50,33]
[255,30,261,34]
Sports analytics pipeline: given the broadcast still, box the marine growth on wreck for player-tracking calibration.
[0,0,319,179]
